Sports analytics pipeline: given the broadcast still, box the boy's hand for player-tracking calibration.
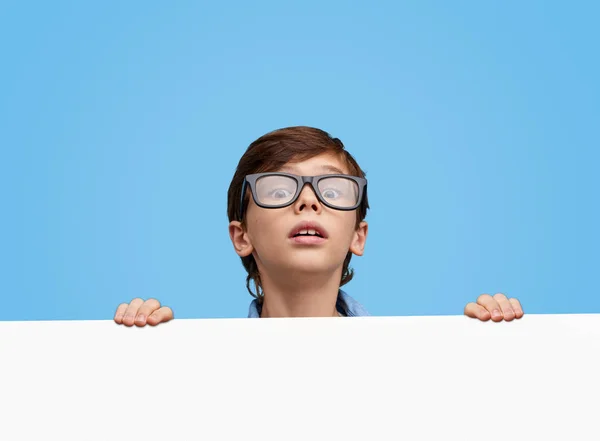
[114,298,174,327]
[464,293,524,322]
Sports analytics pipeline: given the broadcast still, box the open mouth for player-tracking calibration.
[293,229,324,238]
[288,222,328,243]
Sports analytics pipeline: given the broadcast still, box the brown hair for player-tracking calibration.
[226,126,369,301]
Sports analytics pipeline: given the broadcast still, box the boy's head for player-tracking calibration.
[227,126,369,300]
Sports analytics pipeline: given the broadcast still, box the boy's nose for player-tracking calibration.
[294,184,322,213]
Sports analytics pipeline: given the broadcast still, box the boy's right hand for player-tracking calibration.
[113,298,174,327]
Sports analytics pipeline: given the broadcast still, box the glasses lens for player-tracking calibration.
[317,177,359,208]
[255,175,298,206]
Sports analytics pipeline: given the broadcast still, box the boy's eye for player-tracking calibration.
[322,188,341,199]
[270,189,292,199]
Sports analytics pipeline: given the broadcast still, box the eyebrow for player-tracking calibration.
[279,164,347,175]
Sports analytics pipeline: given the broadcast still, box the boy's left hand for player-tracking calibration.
[464,293,524,322]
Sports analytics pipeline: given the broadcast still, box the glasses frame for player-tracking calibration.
[239,172,367,220]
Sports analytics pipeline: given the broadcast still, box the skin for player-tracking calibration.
[114,153,524,325]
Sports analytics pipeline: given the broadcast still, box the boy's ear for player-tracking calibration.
[229,221,254,257]
[349,221,368,256]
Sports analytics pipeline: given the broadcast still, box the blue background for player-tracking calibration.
[1,1,598,321]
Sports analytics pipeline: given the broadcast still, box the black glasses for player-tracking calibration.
[239,172,367,220]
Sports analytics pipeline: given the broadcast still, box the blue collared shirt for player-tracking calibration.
[248,289,370,317]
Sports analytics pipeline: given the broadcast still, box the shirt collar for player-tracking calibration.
[247,289,369,318]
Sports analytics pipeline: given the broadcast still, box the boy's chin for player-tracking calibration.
[282,254,341,275]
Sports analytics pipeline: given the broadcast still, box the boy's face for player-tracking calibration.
[229,152,368,279]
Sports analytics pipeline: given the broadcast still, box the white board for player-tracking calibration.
[1,314,599,440]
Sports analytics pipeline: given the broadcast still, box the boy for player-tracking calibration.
[114,126,524,325]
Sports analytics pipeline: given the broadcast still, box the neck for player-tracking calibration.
[258,269,342,318]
